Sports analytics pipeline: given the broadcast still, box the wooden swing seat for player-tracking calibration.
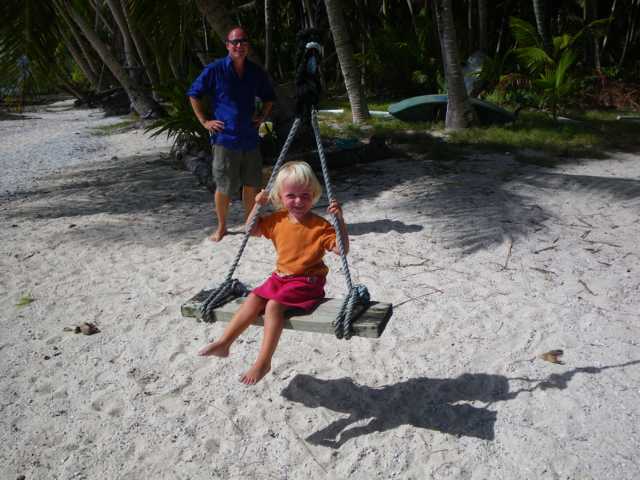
[181,289,393,338]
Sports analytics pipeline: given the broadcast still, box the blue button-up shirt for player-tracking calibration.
[187,56,276,150]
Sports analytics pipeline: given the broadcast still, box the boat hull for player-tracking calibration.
[388,95,515,125]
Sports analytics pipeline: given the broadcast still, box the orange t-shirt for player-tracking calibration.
[258,210,336,276]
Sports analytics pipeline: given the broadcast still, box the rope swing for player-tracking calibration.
[183,29,392,339]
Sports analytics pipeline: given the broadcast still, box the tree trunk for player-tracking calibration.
[467,0,476,52]
[532,0,553,54]
[57,7,101,80]
[495,0,513,55]
[301,0,315,29]
[478,0,488,52]
[435,0,475,130]
[265,0,272,73]
[60,0,162,117]
[583,0,600,71]
[194,0,236,43]
[601,0,617,53]
[105,0,139,76]
[119,0,161,92]
[324,0,370,124]
[60,29,99,88]
[618,0,639,68]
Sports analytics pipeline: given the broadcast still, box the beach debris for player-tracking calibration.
[16,293,35,307]
[540,349,564,364]
[64,322,100,335]
[534,245,557,254]
[579,279,596,296]
[530,266,558,276]
[501,237,513,270]
[583,239,622,248]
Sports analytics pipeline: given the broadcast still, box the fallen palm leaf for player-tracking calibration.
[16,293,35,307]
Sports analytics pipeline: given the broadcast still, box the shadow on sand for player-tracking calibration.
[281,360,640,448]
[4,142,640,253]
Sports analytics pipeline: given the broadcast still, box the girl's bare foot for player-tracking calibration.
[209,227,227,242]
[240,363,271,385]
[198,340,230,357]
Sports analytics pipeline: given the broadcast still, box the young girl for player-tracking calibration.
[198,161,348,385]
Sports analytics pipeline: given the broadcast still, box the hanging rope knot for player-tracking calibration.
[230,279,250,297]
[334,284,370,340]
[201,278,249,322]
[294,28,323,118]
[352,284,370,304]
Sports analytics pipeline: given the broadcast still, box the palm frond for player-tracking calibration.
[514,46,552,73]
[509,17,540,48]
[555,50,576,89]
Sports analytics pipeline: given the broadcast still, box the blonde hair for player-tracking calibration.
[269,161,323,209]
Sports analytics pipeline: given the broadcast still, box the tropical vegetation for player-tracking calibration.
[1,1,639,138]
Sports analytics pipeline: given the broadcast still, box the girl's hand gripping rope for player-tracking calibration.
[328,200,349,255]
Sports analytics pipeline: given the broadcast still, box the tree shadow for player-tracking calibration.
[4,137,640,253]
[348,219,423,235]
[280,360,640,448]
[328,154,640,253]
[2,153,216,246]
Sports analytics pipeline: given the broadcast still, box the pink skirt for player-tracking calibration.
[253,273,326,312]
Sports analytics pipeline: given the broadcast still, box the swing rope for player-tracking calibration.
[310,109,370,339]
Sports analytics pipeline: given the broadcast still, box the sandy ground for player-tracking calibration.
[1,102,640,480]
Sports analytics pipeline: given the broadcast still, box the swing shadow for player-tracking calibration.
[280,360,640,448]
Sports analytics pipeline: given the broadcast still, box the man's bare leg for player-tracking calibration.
[241,300,286,385]
[242,185,258,221]
[198,294,266,356]
[211,190,230,241]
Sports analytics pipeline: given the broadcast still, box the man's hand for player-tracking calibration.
[202,119,225,133]
[254,189,269,206]
[252,113,265,128]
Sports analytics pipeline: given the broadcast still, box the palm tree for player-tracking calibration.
[56,0,162,117]
[434,0,475,130]
[194,0,236,43]
[478,0,489,52]
[0,0,75,96]
[532,0,553,54]
[105,0,139,77]
[324,0,369,124]
[119,0,160,94]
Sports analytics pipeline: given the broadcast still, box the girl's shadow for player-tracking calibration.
[281,373,509,447]
[281,361,639,448]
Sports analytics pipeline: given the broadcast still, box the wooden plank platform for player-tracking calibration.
[181,289,393,338]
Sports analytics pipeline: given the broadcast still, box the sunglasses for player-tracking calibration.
[226,38,249,46]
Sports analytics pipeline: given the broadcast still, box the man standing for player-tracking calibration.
[188,27,275,242]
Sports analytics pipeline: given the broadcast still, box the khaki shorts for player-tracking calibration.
[212,144,262,196]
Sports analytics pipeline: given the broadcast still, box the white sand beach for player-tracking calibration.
[1,101,639,479]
